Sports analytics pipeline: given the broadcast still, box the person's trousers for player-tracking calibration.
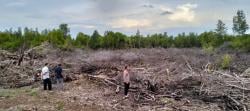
[43,78,52,90]
[124,82,130,95]
[56,78,64,90]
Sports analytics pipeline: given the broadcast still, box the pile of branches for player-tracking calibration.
[0,50,37,88]
[198,69,250,111]
[80,55,250,111]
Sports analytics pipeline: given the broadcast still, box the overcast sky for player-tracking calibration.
[0,0,250,37]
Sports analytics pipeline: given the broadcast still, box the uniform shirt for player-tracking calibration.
[41,66,50,80]
[123,70,130,83]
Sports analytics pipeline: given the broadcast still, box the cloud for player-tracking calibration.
[168,3,198,22]
[161,11,173,15]
[26,14,45,19]
[141,4,173,16]
[5,0,27,7]
[142,4,154,8]
[90,0,139,15]
[3,0,248,36]
[106,3,200,32]
[71,24,96,29]
[159,5,172,12]
[110,18,151,29]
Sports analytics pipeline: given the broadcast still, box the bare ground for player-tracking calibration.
[1,43,250,111]
[0,75,223,111]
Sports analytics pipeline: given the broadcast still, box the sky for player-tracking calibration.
[0,0,250,37]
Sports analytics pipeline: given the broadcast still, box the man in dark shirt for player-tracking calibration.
[55,64,64,90]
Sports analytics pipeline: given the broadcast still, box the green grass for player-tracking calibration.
[0,87,40,99]
[0,89,18,98]
[28,88,39,97]
[56,101,65,111]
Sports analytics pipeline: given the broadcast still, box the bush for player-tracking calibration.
[232,35,250,52]
[220,54,232,69]
[203,45,214,54]
[56,101,65,110]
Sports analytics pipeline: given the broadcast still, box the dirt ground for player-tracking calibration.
[0,75,224,111]
[0,43,250,111]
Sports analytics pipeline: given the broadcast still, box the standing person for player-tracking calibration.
[55,64,64,90]
[34,70,41,82]
[123,66,130,98]
[41,63,52,90]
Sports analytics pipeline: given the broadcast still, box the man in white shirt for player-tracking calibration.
[41,63,52,90]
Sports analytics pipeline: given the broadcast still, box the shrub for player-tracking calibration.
[203,45,214,54]
[221,54,232,69]
[232,35,250,52]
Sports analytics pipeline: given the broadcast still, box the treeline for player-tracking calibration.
[0,10,249,52]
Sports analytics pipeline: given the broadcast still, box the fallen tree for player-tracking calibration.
[79,54,250,111]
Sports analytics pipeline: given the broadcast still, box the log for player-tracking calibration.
[225,95,247,111]
[225,83,250,92]
[84,74,137,92]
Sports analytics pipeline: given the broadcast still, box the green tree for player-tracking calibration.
[48,29,65,47]
[103,31,115,49]
[114,32,126,49]
[198,31,219,48]
[174,32,198,48]
[59,24,70,38]
[233,10,249,35]
[89,30,101,49]
[232,34,250,52]
[14,27,22,38]
[214,20,227,46]
[135,29,142,48]
[216,20,227,35]
[63,37,73,51]
[0,32,20,50]
[75,32,90,48]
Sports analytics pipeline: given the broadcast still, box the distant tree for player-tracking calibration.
[75,32,90,48]
[41,29,49,35]
[198,31,221,48]
[187,32,200,47]
[232,34,250,52]
[114,32,126,49]
[233,10,249,35]
[14,27,22,38]
[174,32,196,48]
[102,31,127,49]
[89,30,101,49]
[48,29,65,47]
[136,29,141,48]
[59,24,70,38]
[1,15,250,52]
[103,31,114,49]
[216,20,227,35]
[63,37,73,51]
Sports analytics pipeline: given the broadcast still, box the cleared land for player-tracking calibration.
[1,43,250,111]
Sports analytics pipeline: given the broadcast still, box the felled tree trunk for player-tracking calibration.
[144,80,158,92]
[18,43,26,66]
[18,53,24,66]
